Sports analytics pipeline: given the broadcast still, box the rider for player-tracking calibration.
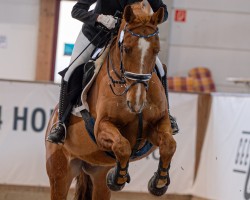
[46,0,179,145]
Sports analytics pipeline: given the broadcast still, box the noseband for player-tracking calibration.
[107,23,159,96]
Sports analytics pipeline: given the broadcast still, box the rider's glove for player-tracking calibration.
[97,14,117,29]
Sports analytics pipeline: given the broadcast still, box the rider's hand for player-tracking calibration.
[97,14,117,29]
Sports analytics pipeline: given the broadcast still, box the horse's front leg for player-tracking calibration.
[95,120,131,191]
[148,115,177,196]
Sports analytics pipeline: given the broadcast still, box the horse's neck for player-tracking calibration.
[87,44,119,116]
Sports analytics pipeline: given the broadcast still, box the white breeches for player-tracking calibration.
[63,31,96,82]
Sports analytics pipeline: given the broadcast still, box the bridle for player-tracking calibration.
[107,22,159,96]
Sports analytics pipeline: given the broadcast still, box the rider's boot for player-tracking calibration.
[157,62,179,135]
[161,73,179,134]
[46,80,72,144]
[169,115,179,135]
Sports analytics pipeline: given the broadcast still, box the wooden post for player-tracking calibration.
[194,93,212,179]
[35,0,60,81]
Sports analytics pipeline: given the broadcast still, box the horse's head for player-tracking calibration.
[116,2,164,113]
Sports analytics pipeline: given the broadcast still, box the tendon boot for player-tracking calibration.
[46,80,72,144]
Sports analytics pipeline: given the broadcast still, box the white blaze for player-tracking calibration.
[135,38,150,109]
[138,38,150,73]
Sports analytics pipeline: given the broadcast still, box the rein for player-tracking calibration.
[107,23,159,96]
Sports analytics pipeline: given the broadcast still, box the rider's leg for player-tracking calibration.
[155,57,179,134]
[46,31,96,144]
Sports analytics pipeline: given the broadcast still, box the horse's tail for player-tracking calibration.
[74,170,92,200]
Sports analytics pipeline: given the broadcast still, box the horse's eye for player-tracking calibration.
[123,46,132,54]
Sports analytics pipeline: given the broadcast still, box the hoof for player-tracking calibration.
[148,173,168,196]
[106,168,127,191]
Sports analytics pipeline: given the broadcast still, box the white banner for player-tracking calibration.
[0,80,197,194]
[192,93,250,200]
[0,80,59,186]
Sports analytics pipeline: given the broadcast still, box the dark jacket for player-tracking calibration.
[71,0,168,47]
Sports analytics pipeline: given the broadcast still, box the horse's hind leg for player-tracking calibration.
[74,170,93,200]
[95,120,131,191]
[46,145,82,200]
[148,115,177,196]
[83,163,112,200]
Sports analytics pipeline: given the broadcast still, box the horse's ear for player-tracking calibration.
[150,7,164,25]
[124,5,136,23]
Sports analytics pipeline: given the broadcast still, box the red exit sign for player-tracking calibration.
[175,9,187,22]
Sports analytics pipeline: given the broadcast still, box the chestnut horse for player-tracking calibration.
[45,2,176,200]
